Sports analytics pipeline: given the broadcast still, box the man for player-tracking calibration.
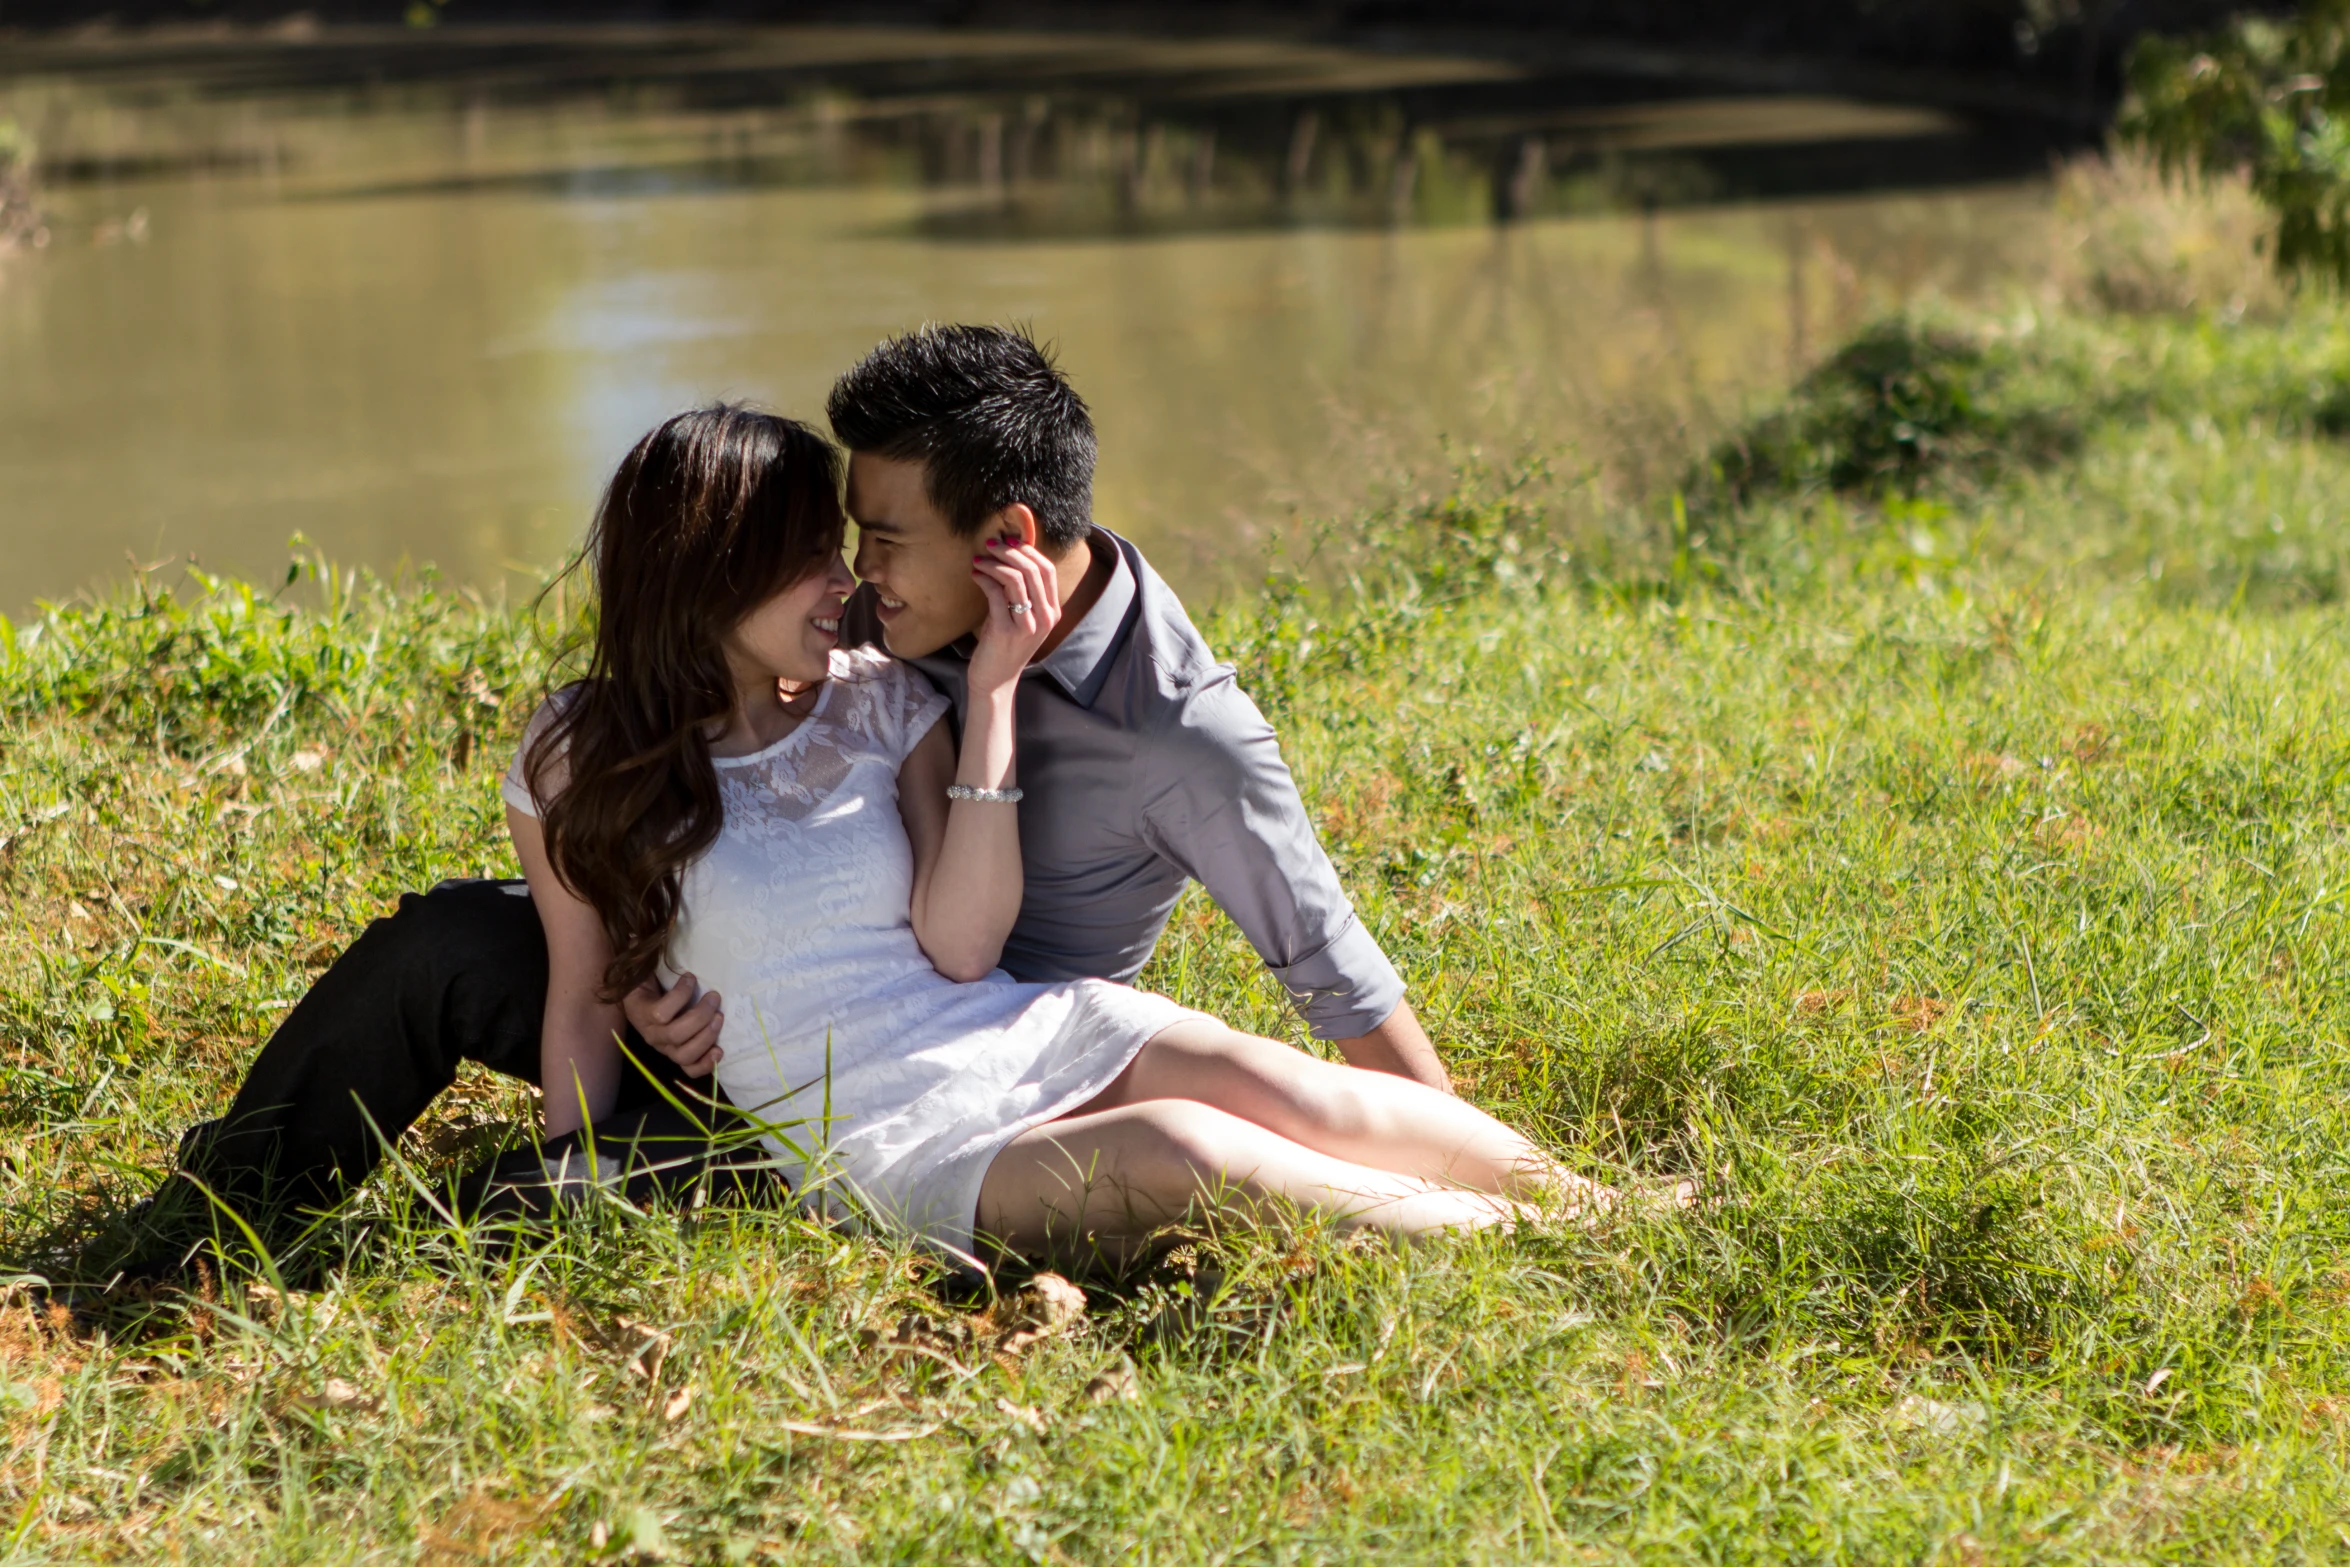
[127,323,1445,1271]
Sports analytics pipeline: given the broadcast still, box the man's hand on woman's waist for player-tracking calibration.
[623,973,725,1078]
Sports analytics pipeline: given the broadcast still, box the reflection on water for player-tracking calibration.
[0,29,2058,613]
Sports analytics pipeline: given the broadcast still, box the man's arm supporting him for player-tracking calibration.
[1138,673,1454,1094]
[1328,996,1451,1093]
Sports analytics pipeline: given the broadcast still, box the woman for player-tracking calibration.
[505,405,1590,1267]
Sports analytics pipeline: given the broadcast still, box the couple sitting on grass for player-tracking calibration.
[137,324,1600,1281]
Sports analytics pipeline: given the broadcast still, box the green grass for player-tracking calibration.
[6,293,2350,1562]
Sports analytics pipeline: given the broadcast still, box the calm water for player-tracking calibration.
[0,29,2057,614]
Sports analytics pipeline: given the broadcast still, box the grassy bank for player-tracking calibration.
[7,256,2350,1560]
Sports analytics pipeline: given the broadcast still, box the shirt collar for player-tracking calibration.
[1033,528,1137,707]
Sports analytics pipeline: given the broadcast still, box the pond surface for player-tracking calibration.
[0,28,2059,614]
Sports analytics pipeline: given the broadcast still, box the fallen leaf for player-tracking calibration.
[1890,995,1950,1033]
[996,1396,1052,1435]
[617,1318,672,1382]
[2033,814,2100,852]
[864,1272,1088,1380]
[291,1377,379,1414]
[2238,1277,2286,1319]
[992,1273,1087,1354]
[1892,1394,1985,1434]
[662,1385,694,1423]
[1083,1361,1141,1405]
[419,1489,556,1567]
[2065,723,2115,764]
[2146,1367,2176,1396]
[1963,751,2029,783]
[868,1311,973,1358]
[288,748,328,773]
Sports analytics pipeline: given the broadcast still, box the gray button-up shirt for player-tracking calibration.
[843,528,1404,1040]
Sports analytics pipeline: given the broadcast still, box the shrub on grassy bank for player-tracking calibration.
[1249,273,2350,626]
[2050,146,2287,320]
[1648,299,2350,607]
[1688,317,2083,515]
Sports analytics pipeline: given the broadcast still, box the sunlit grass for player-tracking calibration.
[6,297,2350,1561]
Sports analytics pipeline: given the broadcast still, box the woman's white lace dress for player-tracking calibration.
[505,646,1202,1258]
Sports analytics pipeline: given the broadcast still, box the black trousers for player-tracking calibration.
[187,878,720,1227]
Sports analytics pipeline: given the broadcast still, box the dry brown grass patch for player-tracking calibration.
[1891,995,1952,1033]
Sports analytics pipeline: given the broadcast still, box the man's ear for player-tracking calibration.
[996,503,1041,549]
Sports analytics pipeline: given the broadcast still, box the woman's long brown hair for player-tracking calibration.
[525,405,845,998]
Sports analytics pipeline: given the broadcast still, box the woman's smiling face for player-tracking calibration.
[724,552,858,688]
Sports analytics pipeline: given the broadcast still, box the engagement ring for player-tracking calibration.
[1008,602,1030,615]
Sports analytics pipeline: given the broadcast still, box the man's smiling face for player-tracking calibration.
[846,450,993,660]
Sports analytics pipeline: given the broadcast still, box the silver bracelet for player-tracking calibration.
[947,784,1024,804]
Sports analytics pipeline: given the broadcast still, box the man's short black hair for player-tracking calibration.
[827,323,1097,550]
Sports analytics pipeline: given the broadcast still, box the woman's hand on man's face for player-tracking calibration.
[966,535,1060,698]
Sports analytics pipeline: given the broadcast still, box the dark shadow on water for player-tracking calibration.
[9,25,2093,229]
[287,126,2055,236]
[41,148,285,182]
[904,133,2058,245]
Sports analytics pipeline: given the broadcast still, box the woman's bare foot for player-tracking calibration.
[1505,1157,1620,1221]
[1513,1167,1702,1223]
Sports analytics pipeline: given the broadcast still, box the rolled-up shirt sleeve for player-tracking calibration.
[1137,670,1405,1040]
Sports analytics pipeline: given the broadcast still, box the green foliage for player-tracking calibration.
[0,561,544,754]
[2127,1,2350,284]
[1657,301,2350,610]
[1216,450,1556,717]
[1685,317,2083,520]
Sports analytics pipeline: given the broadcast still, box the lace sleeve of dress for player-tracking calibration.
[501,685,582,819]
[885,657,951,766]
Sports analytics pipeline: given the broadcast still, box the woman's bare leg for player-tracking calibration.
[975,1098,1527,1263]
[1073,1020,1608,1212]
